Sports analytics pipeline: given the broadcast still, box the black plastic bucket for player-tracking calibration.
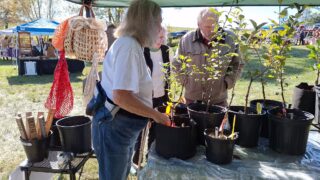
[56,116,92,154]
[228,106,264,147]
[315,85,320,124]
[20,133,51,163]
[268,107,314,155]
[155,115,197,159]
[50,118,63,148]
[204,129,236,164]
[188,102,226,145]
[292,83,315,115]
[250,99,283,138]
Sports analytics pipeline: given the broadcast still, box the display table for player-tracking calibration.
[17,57,85,76]
[20,150,93,180]
[138,131,320,179]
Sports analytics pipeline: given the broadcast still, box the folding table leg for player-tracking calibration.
[24,170,31,180]
[70,173,76,180]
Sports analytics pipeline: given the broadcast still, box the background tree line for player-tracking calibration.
[0,0,124,29]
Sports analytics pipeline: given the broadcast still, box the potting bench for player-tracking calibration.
[19,150,94,180]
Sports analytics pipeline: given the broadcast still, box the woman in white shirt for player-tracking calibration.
[91,0,170,180]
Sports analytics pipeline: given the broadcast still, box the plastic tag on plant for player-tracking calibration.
[256,103,262,114]
[219,113,230,134]
[165,102,172,115]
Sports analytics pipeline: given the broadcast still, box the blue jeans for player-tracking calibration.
[92,106,148,180]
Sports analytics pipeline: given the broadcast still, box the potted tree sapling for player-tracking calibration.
[219,9,270,148]
[265,4,314,155]
[187,8,244,146]
[155,55,197,160]
[193,7,241,164]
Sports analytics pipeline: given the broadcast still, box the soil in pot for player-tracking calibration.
[155,115,197,160]
[268,107,314,155]
[292,82,315,115]
[204,129,237,164]
[187,102,226,145]
[228,106,264,147]
[56,116,92,154]
[250,99,284,138]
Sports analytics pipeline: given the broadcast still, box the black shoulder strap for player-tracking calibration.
[144,48,153,75]
[96,81,116,105]
[160,45,170,64]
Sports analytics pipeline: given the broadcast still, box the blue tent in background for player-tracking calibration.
[0,18,59,36]
[15,18,59,35]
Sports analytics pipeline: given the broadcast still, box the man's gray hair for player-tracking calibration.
[197,8,219,24]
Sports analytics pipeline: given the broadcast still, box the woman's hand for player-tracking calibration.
[152,111,171,126]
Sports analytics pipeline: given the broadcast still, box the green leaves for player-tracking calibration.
[279,9,288,18]
[250,19,257,30]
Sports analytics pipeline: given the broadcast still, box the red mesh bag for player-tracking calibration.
[45,51,73,118]
[52,18,70,51]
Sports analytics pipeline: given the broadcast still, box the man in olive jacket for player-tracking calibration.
[172,8,243,107]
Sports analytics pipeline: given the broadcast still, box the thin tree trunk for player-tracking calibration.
[260,77,266,101]
[245,77,254,114]
[280,72,286,106]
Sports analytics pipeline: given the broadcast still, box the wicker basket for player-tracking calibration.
[73,27,107,62]
[64,5,108,62]
[64,27,75,57]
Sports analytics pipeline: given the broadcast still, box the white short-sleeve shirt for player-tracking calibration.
[101,36,153,108]
[150,49,165,98]
[150,48,174,98]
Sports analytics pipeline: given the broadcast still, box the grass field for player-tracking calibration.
[0,45,316,179]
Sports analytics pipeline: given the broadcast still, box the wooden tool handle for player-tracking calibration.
[36,112,44,139]
[16,116,28,140]
[26,116,37,140]
[45,109,55,136]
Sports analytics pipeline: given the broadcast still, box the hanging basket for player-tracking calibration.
[64,5,108,62]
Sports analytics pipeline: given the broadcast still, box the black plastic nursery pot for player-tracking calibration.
[268,107,314,155]
[20,132,52,163]
[204,129,236,165]
[292,83,315,116]
[187,102,226,145]
[155,115,197,160]
[174,103,188,115]
[228,106,264,147]
[56,116,92,154]
[250,99,283,138]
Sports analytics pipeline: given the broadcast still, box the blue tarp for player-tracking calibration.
[0,19,59,36]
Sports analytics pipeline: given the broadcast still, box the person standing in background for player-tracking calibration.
[172,8,243,107]
[1,36,9,60]
[132,26,173,166]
